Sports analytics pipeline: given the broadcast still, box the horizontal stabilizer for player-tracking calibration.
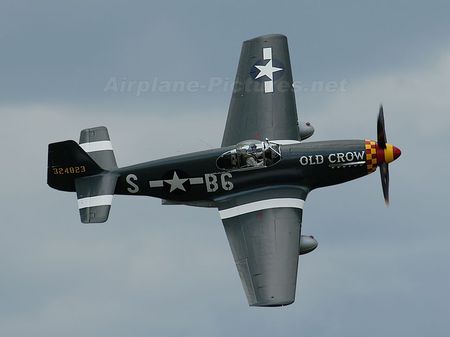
[79,126,117,170]
[75,173,118,223]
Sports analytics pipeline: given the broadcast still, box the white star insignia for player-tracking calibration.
[255,60,283,80]
[164,171,188,192]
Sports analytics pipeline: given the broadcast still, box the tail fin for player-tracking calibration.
[47,140,103,192]
[47,126,119,223]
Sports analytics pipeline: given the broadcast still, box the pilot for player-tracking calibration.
[245,154,259,167]
[249,143,257,151]
[245,144,264,167]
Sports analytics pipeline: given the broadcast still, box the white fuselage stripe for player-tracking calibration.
[78,195,113,209]
[219,198,304,219]
[79,141,113,153]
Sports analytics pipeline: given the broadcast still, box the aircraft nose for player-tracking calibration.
[375,142,401,164]
[393,145,401,160]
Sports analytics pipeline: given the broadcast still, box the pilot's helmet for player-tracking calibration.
[249,144,257,152]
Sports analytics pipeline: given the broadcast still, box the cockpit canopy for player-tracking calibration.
[216,140,281,171]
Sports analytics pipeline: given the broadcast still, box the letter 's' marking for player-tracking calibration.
[126,174,139,193]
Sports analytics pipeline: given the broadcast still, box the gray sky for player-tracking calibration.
[1,1,450,336]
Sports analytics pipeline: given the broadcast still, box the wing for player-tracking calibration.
[221,34,300,147]
[217,187,307,306]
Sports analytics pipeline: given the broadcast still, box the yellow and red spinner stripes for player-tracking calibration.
[384,144,394,163]
[365,139,377,173]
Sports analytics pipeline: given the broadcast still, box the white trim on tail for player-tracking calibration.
[79,141,113,153]
[78,195,113,209]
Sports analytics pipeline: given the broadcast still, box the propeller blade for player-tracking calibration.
[377,104,387,149]
[380,162,389,205]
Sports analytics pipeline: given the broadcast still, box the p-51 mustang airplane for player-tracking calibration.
[48,34,401,307]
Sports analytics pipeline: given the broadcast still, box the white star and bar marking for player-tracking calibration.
[254,47,283,93]
[255,60,282,80]
[164,171,188,192]
[149,172,204,193]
